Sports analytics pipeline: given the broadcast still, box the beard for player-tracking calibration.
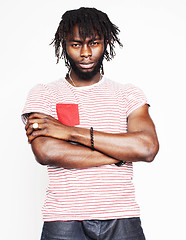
[66,54,104,80]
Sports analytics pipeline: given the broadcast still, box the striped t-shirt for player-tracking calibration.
[22,77,148,221]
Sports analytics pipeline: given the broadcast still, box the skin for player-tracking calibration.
[25,25,159,169]
[65,25,105,86]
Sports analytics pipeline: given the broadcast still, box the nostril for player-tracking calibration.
[81,46,92,57]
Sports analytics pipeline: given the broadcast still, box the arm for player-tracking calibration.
[26,104,159,166]
[69,104,159,162]
[30,136,119,168]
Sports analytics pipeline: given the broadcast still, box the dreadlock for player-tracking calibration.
[51,7,123,68]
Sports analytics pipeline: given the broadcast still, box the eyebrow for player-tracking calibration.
[71,39,83,42]
[68,36,102,42]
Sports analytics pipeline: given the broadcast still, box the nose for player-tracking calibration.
[81,44,92,58]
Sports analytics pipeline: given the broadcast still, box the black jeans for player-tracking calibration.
[41,218,146,240]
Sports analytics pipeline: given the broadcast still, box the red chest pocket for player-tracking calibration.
[56,103,80,126]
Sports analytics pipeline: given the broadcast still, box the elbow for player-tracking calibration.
[37,146,59,166]
[31,137,54,166]
[35,155,48,166]
[33,145,49,166]
[144,138,159,163]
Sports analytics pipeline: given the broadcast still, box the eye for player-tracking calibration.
[71,43,81,48]
[89,41,99,46]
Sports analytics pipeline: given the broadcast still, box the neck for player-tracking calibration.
[67,69,102,87]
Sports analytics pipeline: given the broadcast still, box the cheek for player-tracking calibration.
[93,46,105,58]
[66,47,79,59]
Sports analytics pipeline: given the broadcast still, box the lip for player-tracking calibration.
[79,62,95,69]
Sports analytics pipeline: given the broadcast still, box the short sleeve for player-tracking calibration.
[126,85,148,117]
[21,84,52,124]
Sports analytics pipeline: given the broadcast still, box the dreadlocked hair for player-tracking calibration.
[51,7,123,67]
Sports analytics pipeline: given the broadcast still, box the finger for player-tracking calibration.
[25,118,46,131]
[26,125,34,136]
[28,112,50,120]
[28,129,46,143]
[26,122,46,136]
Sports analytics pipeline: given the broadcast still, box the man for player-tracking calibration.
[22,7,159,240]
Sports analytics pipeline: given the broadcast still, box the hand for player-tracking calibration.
[25,113,71,143]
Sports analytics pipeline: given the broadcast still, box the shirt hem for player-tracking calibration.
[42,213,141,222]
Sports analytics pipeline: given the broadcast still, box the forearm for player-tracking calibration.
[31,136,119,169]
[26,106,159,164]
[69,127,157,162]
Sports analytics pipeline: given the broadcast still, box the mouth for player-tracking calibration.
[79,62,95,69]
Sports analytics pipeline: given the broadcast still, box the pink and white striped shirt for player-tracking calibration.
[22,77,147,221]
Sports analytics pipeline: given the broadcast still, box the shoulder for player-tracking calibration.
[22,79,66,124]
[103,78,148,116]
[28,78,66,95]
[124,83,146,99]
[103,78,144,94]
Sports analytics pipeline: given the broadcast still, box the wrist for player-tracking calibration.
[68,126,90,147]
[68,126,79,142]
[63,125,75,141]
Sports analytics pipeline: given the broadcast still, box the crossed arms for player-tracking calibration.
[25,104,159,169]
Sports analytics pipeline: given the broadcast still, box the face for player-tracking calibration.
[65,25,105,80]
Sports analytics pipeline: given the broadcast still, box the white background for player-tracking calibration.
[1,0,186,239]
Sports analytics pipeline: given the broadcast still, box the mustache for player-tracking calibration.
[66,54,104,80]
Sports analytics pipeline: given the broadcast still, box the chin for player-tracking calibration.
[72,62,100,80]
[67,54,103,80]
[76,69,98,80]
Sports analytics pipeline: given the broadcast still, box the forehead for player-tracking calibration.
[66,24,103,41]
